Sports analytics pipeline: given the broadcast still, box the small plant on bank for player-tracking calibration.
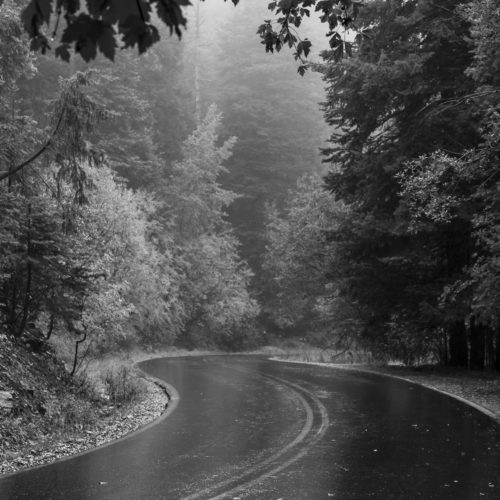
[54,397,97,431]
[72,373,103,402]
[103,366,145,406]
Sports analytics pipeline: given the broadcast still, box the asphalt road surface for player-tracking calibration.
[1,356,500,499]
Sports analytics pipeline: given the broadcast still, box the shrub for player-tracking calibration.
[103,366,145,406]
[72,373,102,402]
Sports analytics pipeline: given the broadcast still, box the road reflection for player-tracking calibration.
[0,356,499,500]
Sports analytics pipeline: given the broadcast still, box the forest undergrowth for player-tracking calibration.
[0,334,167,475]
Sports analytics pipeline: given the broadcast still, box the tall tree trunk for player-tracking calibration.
[485,326,495,370]
[469,316,485,370]
[6,279,18,336]
[194,0,201,126]
[45,313,55,340]
[70,331,87,377]
[17,203,32,338]
[448,320,468,367]
[495,326,500,372]
[437,328,448,365]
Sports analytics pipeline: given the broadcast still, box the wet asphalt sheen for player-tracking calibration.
[1,356,500,500]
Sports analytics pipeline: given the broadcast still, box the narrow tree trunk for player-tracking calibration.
[469,316,485,370]
[45,313,55,340]
[495,326,500,372]
[484,326,495,370]
[437,328,448,366]
[448,320,468,367]
[17,203,32,338]
[7,158,12,192]
[194,0,201,125]
[6,279,18,336]
[70,331,87,377]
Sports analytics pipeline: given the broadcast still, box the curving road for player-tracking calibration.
[1,356,500,499]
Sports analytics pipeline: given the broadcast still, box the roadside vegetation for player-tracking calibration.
[272,341,500,422]
[0,334,166,475]
[262,0,500,372]
[2,0,500,475]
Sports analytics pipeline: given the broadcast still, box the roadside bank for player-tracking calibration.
[0,338,172,475]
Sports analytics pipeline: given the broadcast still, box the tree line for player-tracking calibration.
[0,1,259,370]
[5,0,500,371]
[263,0,500,370]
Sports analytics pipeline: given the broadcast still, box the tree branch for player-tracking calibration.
[0,110,65,182]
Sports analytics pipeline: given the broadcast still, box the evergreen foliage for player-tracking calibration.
[0,2,259,369]
[161,107,259,348]
[185,0,329,279]
[5,0,500,371]
[264,0,500,369]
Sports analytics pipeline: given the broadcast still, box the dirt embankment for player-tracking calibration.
[0,335,168,475]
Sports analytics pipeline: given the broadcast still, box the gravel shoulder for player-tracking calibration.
[0,372,168,475]
[0,347,217,476]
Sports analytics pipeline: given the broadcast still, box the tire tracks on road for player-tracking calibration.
[182,364,329,500]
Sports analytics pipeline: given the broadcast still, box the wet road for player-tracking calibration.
[1,356,500,499]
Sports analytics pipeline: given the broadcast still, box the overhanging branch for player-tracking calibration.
[0,110,65,182]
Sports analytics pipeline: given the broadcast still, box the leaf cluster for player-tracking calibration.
[257,0,362,73]
[20,0,240,62]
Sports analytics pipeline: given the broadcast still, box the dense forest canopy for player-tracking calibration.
[263,0,500,370]
[2,0,500,373]
[0,0,329,366]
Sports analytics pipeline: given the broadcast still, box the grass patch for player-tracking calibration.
[265,341,376,365]
[103,365,145,406]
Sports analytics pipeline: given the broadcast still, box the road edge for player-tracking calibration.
[271,357,500,424]
[0,362,179,479]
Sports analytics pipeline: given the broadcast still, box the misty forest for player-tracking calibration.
[2,0,500,483]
